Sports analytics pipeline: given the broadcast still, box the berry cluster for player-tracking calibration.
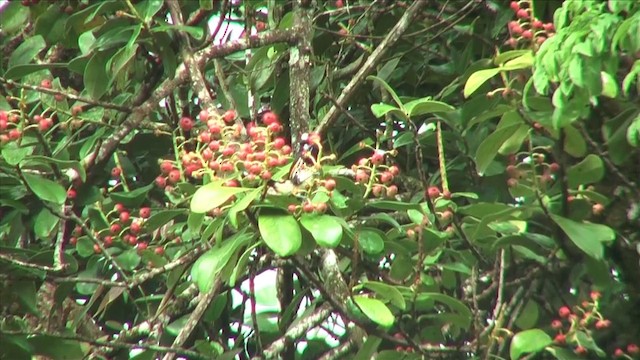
[0,110,23,145]
[69,203,163,256]
[550,291,639,358]
[155,110,291,190]
[506,1,556,49]
[351,146,400,198]
[505,152,559,189]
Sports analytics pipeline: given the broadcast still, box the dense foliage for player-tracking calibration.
[0,0,639,359]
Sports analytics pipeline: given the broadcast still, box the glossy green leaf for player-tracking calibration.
[4,63,68,80]
[191,232,251,292]
[8,35,46,69]
[550,214,615,260]
[2,141,35,166]
[34,208,59,239]
[299,214,343,248]
[361,281,406,310]
[600,71,618,98]
[143,209,186,232]
[258,211,301,257]
[84,51,111,99]
[110,183,154,208]
[23,156,87,183]
[22,173,67,204]
[358,228,385,255]
[367,200,420,211]
[514,301,539,329]
[464,68,501,98]
[190,181,251,213]
[475,123,522,175]
[116,250,141,272]
[510,329,552,359]
[404,98,455,117]
[228,188,261,228]
[370,103,405,119]
[352,295,395,328]
[566,154,604,188]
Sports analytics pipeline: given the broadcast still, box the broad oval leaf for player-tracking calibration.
[367,75,403,109]
[361,281,406,310]
[475,123,522,175]
[190,181,251,213]
[352,295,395,328]
[300,214,343,248]
[191,233,251,292]
[8,35,46,69]
[510,329,552,360]
[566,154,604,188]
[464,68,501,98]
[370,103,405,119]
[550,215,615,260]
[22,173,67,204]
[258,211,301,257]
[404,98,455,117]
[358,228,385,255]
[110,183,154,208]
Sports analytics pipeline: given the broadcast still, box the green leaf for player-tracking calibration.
[2,141,35,165]
[22,173,67,204]
[152,25,205,40]
[353,336,382,360]
[370,103,405,119]
[367,75,404,109]
[404,98,455,117]
[514,301,539,329]
[110,183,154,208]
[116,250,141,272]
[352,295,395,328]
[75,237,95,258]
[566,154,604,188]
[23,156,87,183]
[600,71,618,98]
[564,125,587,157]
[190,181,251,213]
[191,232,251,292]
[361,281,406,310]
[4,63,68,80]
[34,208,59,239]
[415,293,472,329]
[0,2,29,34]
[143,209,186,232]
[258,211,301,257]
[228,188,261,228]
[550,214,615,260]
[367,200,420,211]
[464,68,500,98]
[545,347,583,360]
[510,329,552,359]
[8,35,46,69]
[139,0,163,22]
[299,214,343,248]
[358,228,385,255]
[28,335,87,360]
[475,123,522,175]
[84,51,111,99]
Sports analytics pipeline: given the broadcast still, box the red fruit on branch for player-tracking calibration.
[427,186,440,199]
[558,306,571,318]
[179,116,194,131]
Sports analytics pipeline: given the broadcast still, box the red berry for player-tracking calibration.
[355,170,369,183]
[427,186,440,199]
[551,319,563,329]
[590,290,601,301]
[516,8,529,19]
[614,348,624,357]
[160,161,173,174]
[287,204,297,213]
[119,211,131,223]
[543,23,555,32]
[168,169,181,184]
[199,110,209,122]
[574,346,587,355]
[595,319,610,329]
[261,171,272,181]
[38,117,54,131]
[110,223,122,234]
[272,137,286,149]
[324,178,337,191]
[315,202,327,213]
[220,162,234,172]
[155,176,167,188]
[532,19,543,29]
[371,150,385,165]
[8,129,21,140]
[139,207,151,218]
[40,79,52,89]
[67,188,77,199]
[198,130,211,143]
[154,247,165,255]
[549,162,560,173]
[93,244,102,254]
[372,184,384,197]
[510,1,519,12]
[262,111,278,125]
[387,184,398,197]
[114,203,125,213]
[442,190,452,199]
[130,221,141,234]
[281,145,292,155]
[554,333,566,344]
[628,344,639,355]
[103,236,113,247]
[0,119,7,131]
[71,105,82,116]
[522,30,533,39]
[255,21,266,31]
[222,146,235,157]
[137,242,148,252]
[509,21,522,35]
[267,122,282,133]
[379,171,393,183]
[69,236,77,245]
[592,203,605,215]
[111,167,122,178]
[389,165,400,176]
[558,306,571,318]
[208,140,221,151]
[224,179,239,187]
[223,109,236,123]
[335,0,344,8]
[179,116,194,131]
[302,202,315,213]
